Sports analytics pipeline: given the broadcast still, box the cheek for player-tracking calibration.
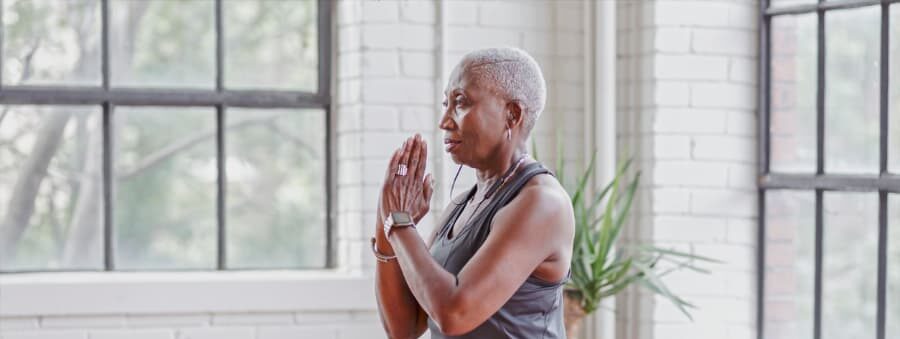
[459,112,487,143]
[463,116,504,155]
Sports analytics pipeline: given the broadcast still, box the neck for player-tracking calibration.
[474,145,528,194]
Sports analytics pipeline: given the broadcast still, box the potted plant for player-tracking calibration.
[536,145,718,338]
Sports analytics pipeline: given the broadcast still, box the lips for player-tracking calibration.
[443,138,461,153]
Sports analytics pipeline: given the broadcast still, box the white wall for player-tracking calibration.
[615,1,758,339]
[0,1,589,339]
[336,0,588,278]
[1,1,761,338]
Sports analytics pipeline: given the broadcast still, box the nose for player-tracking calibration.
[439,107,456,131]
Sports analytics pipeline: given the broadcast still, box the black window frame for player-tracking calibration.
[758,0,900,338]
[0,0,334,272]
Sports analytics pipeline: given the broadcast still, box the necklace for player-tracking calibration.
[453,153,530,236]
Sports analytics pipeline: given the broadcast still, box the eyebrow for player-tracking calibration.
[443,87,468,97]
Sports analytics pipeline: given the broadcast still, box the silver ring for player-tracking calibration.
[396,164,408,176]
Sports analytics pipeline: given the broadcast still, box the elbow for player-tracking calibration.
[383,325,419,339]
[379,313,419,339]
[385,332,417,339]
[434,314,476,337]
[433,314,466,336]
[432,295,477,336]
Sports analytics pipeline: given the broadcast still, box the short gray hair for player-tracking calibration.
[458,47,547,135]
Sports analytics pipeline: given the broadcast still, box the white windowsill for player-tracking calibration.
[0,270,377,317]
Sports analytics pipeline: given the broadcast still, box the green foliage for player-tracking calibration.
[533,140,719,319]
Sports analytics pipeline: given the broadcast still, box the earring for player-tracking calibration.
[506,128,511,140]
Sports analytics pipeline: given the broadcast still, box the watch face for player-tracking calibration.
[391,212,413,225]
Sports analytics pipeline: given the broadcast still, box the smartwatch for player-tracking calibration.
[383,211,415,238]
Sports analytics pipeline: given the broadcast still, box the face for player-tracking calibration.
[440,65,510,168]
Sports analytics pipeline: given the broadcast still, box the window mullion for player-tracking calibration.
[757,0,770,336]
[876,4,889,335]
[214,0,226,271]
[316,0,335,269]
[102,102,114,271]
[317,0,331,100]
[101,0,110,91]
[814,13,825,337]
[215,0,224,92]
[880,1,890,175]
[216,105,226,271]
[813,189,824,339]
[101,0,113,271]
[816,8,826,176]
[877,191,888,339]
[1,2,4,90]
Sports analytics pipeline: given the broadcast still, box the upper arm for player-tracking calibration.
[439,185,573,335]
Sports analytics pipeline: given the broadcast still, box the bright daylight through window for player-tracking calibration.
[0,0,331,272]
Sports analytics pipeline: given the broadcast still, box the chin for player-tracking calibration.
[447,152,471,167]
[449,153,464,165]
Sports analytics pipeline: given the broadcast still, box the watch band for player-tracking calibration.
[383,211,415,238]
[384,221,416,239]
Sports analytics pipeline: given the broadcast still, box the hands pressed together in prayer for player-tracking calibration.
[378,134,435,231]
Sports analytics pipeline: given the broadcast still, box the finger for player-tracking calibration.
[414,134,427,181]
[384,146,403,179]
[408,135,423,183]
[423,173,434,202]
[396,137,415,207]
[397,136,413,179]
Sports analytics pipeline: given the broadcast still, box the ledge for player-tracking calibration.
[0,270,376,317]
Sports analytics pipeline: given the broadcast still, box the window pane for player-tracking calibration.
[0,105,103,271]
[1,0,101,86]
[225,109,326,269]
[891,6,900,174]
[764,190,815,339]
[114,107,216,269]
[109,0,215,88]
[770,14,817,173]
[889,194,900,339]
[825,7,881,174]
[822,192,878,339]
[224,0,317,91]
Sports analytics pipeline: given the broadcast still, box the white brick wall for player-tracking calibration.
[0,1,762,339]
[0,1,589,339]
[0,312,381,339]
[616,1,758,339]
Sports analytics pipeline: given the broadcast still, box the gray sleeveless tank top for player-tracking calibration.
[427,162,570,339]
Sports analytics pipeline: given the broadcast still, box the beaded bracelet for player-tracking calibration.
[370,236,396,263]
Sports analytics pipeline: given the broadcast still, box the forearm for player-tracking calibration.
[374,222,425,338]
[387,227,459,325]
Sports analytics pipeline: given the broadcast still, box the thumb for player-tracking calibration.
[423,173,434,201]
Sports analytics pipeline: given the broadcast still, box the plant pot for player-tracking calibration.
[563,289,587,339]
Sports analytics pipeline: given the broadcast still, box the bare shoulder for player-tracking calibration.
[497,171,574,231]
[489,170,574,267]
[519,172,573,215]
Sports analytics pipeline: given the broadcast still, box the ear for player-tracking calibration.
[506,101,524,129]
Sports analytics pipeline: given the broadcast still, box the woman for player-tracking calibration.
[372,47,575,338]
